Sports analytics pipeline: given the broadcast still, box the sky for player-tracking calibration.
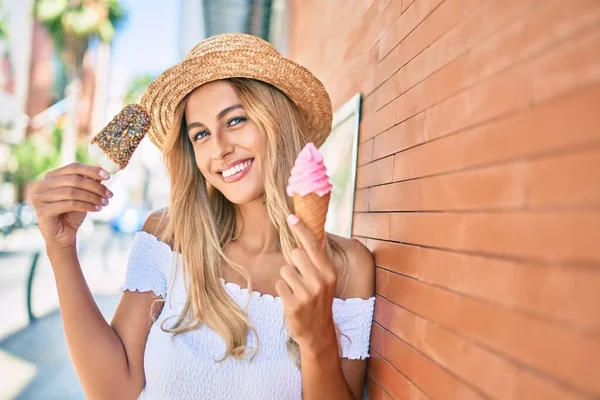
[110,0,180,85]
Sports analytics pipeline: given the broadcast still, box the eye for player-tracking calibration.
[227,116,247,127]
[192,130,210,141]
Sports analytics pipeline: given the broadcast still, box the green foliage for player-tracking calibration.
[33,0,127,72]
[0,21,7,39]
[124,73,155,104]
[75,138,92,164]
[0,0,7,39]
[11,136,59,185]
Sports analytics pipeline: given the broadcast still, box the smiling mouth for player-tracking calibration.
[218,159,254,183]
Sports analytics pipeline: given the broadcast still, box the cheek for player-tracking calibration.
[193,147,212,176]
[242,126,267,159]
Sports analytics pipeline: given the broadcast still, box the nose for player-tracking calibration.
[211,131,234,161]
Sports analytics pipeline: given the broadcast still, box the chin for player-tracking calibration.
[212,183,265,205]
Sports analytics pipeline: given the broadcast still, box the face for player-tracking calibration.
[185,80,267,205]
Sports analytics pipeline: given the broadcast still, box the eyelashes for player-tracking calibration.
[191,115,248,142]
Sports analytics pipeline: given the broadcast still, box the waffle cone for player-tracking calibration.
[293,193,330,242]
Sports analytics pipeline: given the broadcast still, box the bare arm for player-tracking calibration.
[32,163,165,399]
[300,239,375,400]
[49,246,158,399]
[275,214,375,400]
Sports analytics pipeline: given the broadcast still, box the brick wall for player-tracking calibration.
[288,1,600,398]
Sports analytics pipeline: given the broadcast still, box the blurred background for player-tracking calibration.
[1,0,600,399]
[0,0,287,398]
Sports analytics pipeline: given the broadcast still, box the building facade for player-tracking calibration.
[289,0,600,398]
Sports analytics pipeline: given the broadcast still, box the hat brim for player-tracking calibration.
[141,49,333,151]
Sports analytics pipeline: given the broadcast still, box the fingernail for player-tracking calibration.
[287,214,299,225]
[101,198,109,206]
[95,205,102,211]
[106,190,113,198]
[99,170,110,179]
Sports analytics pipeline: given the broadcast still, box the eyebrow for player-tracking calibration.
[186,104,244,132]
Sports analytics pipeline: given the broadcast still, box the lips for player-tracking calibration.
[217,158,254,183]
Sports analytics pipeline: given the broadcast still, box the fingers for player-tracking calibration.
[44,162,110,181]
[289,248,319,285]
[42,187,108,207]
[287,214,330,271]
[42,200,101,215]
[37,174,112,199]
[275,279,294,305]
[279,264,307,294]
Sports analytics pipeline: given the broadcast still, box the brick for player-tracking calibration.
[528,146,600,207]
[357,156,394,188]
[359,114,377,143]
[354,188,370,212]
[393,133,464,182]
[375,267,389,297]
[365,374,393,400]
[423,65,531,141]
[516,370,583,400]
[394,0,481,71]
[375,297,519,399]
[375,296,586,399]
[370,322,385,355]
[379,0,533,90]
[464,85,600,168]
[426,0,534,74]
[369,180,421,211]
[402,0,415,13]
[358,139,374,166]
[389,212,600,263]
[352,212,390,239]
[374,77,401,112]
[374,100,396,135]
[373,112,426,159]
[383,330,483,400]
[385,274,600,394]
[378,0,445,61]
[368,349,429,400]
[369,239,600,331]
[532,26,600,103]
[378,0,395,15]
[394,86,600,183]
[464,0,600,90]
[371,162,527,211]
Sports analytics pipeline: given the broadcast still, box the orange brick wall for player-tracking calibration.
[288,0,600,398]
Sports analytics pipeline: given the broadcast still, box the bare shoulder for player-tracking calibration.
[141,208,169,239]
[328,234,375,300]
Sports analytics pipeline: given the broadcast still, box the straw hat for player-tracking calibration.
[141,33,333,151]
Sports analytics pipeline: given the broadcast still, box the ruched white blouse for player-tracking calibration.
[121,231,375,400]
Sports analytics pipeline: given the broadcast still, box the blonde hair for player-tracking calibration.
[157,78,345,363]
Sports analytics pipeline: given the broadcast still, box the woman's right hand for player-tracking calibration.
[31,163,112,251]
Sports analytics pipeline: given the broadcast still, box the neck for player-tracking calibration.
[234,197,280,254]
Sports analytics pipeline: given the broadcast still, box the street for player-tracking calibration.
[0,224,134,399]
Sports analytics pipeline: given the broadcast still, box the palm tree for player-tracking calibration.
[34,0,126,164]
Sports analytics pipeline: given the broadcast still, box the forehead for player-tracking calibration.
[185,80,240,119]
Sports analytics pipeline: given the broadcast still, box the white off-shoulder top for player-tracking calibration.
[122,231,375,400]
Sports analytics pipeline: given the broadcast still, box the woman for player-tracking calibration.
[31,33,375,399]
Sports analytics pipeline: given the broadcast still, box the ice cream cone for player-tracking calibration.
[287,143,333,242]
[293,192,330,242]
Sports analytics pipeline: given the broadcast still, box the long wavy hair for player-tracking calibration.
[156,78,346,363]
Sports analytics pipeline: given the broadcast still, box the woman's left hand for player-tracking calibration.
[275,214,338,355]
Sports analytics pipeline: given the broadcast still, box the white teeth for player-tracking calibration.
[221,160,251,178]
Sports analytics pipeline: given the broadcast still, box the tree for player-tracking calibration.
[0,1,8,38]
[124,73,155,105]
[33,0,126,165]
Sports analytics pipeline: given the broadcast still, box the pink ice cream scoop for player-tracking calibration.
[287,143,333,197]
